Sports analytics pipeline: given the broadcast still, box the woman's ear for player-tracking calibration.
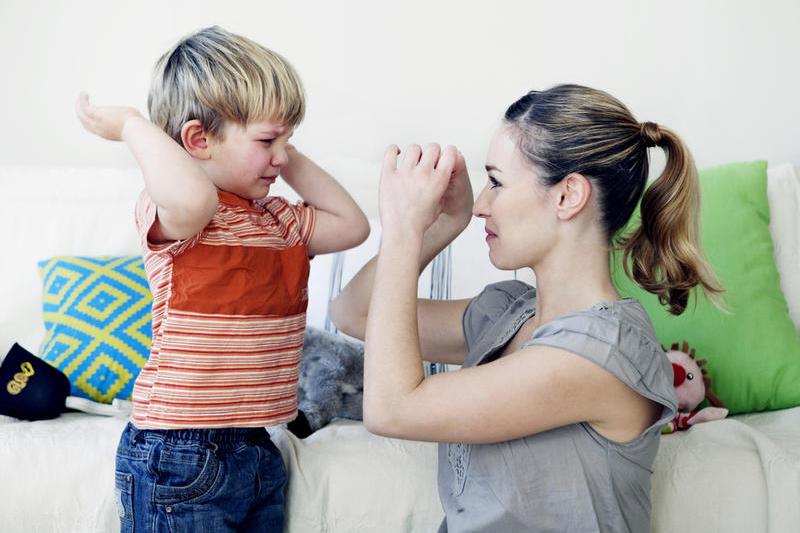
[556,173,592,220]
[180,120,212,159]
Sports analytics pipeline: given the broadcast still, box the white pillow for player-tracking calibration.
[1,166,143,356]
[767,163,800,331]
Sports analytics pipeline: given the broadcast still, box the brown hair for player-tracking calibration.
[504,84,723,315]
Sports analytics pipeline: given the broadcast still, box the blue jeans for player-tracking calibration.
[115,422,287,532]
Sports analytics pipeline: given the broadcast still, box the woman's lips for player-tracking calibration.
[485,228,497,241]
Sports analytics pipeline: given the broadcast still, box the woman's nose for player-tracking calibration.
[472,187,490,218]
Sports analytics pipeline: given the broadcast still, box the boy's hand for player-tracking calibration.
[76,92,142,141]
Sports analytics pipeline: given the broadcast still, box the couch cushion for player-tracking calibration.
[612,160,800,414]
[269,420,444,532]
[38,256,151,403]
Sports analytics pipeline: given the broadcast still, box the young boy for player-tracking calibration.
[76,26,369,532]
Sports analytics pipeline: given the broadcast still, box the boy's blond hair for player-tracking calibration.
[148,26,305,144]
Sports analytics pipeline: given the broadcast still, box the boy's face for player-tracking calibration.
[204,119,294,200]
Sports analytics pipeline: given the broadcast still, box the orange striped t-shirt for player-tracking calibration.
[132,189,315,429]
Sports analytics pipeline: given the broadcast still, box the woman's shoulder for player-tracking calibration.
[531,299,674,384]
[524,299,678,438]
[461,280,535,351]
[603,299,667,362]
[554,300,669,375]
[539,298,659,345]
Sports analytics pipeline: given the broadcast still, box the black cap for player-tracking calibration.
[0,343,70,420]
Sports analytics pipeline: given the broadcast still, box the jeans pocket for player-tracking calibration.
[153,444,222,506]
[115,471,134,533]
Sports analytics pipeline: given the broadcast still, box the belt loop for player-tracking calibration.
[129,424,142,446]
[146,438,162,476]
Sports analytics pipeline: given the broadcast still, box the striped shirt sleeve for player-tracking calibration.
[291,201,316,245]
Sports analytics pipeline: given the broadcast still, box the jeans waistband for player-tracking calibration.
[127,423,270,448]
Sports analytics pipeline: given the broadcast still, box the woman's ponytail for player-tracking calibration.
[620,123,724,315]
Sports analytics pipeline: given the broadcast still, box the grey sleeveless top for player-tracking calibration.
[437,280,678,533]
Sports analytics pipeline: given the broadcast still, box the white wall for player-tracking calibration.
[2,0,798,179]
[1,0,798,344]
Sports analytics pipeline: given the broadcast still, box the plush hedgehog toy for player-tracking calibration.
[662,341,728,433]
[287,327,365,438]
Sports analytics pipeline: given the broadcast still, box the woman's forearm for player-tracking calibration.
[362,228,425,430]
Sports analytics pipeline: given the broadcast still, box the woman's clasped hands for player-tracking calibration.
[379,143,473,239]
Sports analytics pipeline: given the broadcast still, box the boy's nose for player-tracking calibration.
[271,148,289,168]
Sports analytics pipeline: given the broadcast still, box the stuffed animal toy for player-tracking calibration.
[662,341,728,433]
[287,326,365,438]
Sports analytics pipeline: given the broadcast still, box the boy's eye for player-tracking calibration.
[260,139,275,146]
[488,176,502,189]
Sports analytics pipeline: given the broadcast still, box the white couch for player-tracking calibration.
[2,162,800,533]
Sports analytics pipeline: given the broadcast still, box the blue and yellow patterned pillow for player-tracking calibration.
[38,256,152,403]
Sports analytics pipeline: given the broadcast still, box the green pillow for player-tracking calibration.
[38,256,152,403]
[612,160,800,414]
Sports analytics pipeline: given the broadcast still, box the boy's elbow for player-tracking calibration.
[350,214,370,247]
[161,183,218,222]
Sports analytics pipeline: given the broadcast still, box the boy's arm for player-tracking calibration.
[76,93,218,243]
[279,146,370,256]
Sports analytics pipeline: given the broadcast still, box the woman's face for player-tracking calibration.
[472,127,560,270]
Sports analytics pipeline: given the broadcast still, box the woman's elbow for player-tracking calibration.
[363,406,394,437]
[328,297,363,339]
[328,296,345,329]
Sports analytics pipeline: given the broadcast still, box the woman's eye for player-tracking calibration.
[489,176,501,189]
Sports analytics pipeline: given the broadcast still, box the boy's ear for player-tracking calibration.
[556,173,592,221]
[180,120,212,159]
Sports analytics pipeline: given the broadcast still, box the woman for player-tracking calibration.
[329,84,723,532]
